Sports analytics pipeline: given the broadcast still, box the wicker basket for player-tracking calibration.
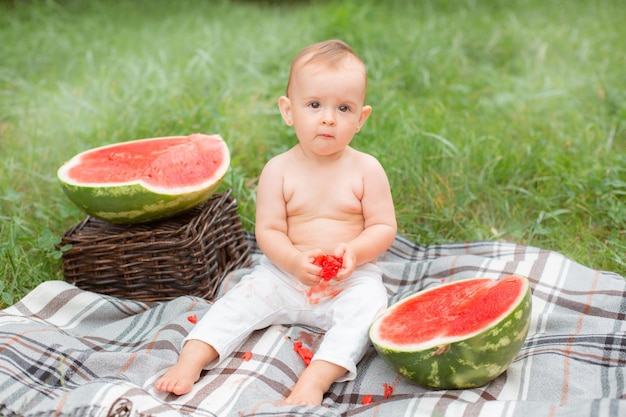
[58,190,251,303]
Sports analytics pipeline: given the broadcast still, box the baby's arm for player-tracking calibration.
[335,156,397,279]
[254,156,323,286]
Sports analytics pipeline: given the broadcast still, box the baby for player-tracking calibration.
[155,39,397,406]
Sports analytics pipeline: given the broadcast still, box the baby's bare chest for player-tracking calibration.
[284,172,364,216]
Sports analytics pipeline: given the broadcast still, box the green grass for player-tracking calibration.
[1,0,624,307]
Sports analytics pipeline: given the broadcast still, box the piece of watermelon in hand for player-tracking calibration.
[313,255,343,281]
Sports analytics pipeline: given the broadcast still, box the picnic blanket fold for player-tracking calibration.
[1,233,625,417]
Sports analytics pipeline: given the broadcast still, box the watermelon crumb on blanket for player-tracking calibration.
[57,133,230,224]
[293,341,313,366]
[370,275,531,390]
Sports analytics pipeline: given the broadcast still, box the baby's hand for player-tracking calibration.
[333,243,356,280]
[291,250,325,286]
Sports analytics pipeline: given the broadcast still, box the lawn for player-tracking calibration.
[1,0,624,307]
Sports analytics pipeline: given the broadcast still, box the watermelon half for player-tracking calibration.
[370,275,531,390]
[57,133,230,224]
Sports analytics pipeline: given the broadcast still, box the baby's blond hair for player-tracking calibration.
[285,39,366,96]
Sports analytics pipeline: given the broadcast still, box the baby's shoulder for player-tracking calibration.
[348,147,384,170]
[259,148,299,179]
[263,148,295,168]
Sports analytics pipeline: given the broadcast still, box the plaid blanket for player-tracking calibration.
[1,234,625,417]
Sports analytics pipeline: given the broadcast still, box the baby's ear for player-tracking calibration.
[278,96,294,126]
[358,105,372,129]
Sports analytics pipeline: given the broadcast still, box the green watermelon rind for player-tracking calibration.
[370,276,532,390]
[59,180,223,224]
[57,134,229,224]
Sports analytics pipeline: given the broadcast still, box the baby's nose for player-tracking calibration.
[320,110,336,125]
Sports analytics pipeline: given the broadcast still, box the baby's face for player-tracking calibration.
[284,57,370,157]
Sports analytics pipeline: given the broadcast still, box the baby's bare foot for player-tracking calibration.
[155,340,217,395]
[154,362,200,395]
[282,371,326,406]
[282,359,347,406]
[282,383,324,406]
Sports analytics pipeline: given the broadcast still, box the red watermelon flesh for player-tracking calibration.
[378,276,524,347]
[313,255,343,281]
[65,134,225,191]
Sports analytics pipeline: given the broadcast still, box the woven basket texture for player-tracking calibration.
[59,190,251,303]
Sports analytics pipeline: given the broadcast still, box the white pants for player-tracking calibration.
[185,256,388,381]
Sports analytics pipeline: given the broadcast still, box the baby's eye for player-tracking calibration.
[338,105,350,112]
[308,101,321,109]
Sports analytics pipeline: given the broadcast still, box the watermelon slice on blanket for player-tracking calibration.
[370,275,531,390]
[57,133,229,224]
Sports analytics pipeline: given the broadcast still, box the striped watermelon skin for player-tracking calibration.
[57,134,229,224]
[370,276,531,390]
[59,180,222,224]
